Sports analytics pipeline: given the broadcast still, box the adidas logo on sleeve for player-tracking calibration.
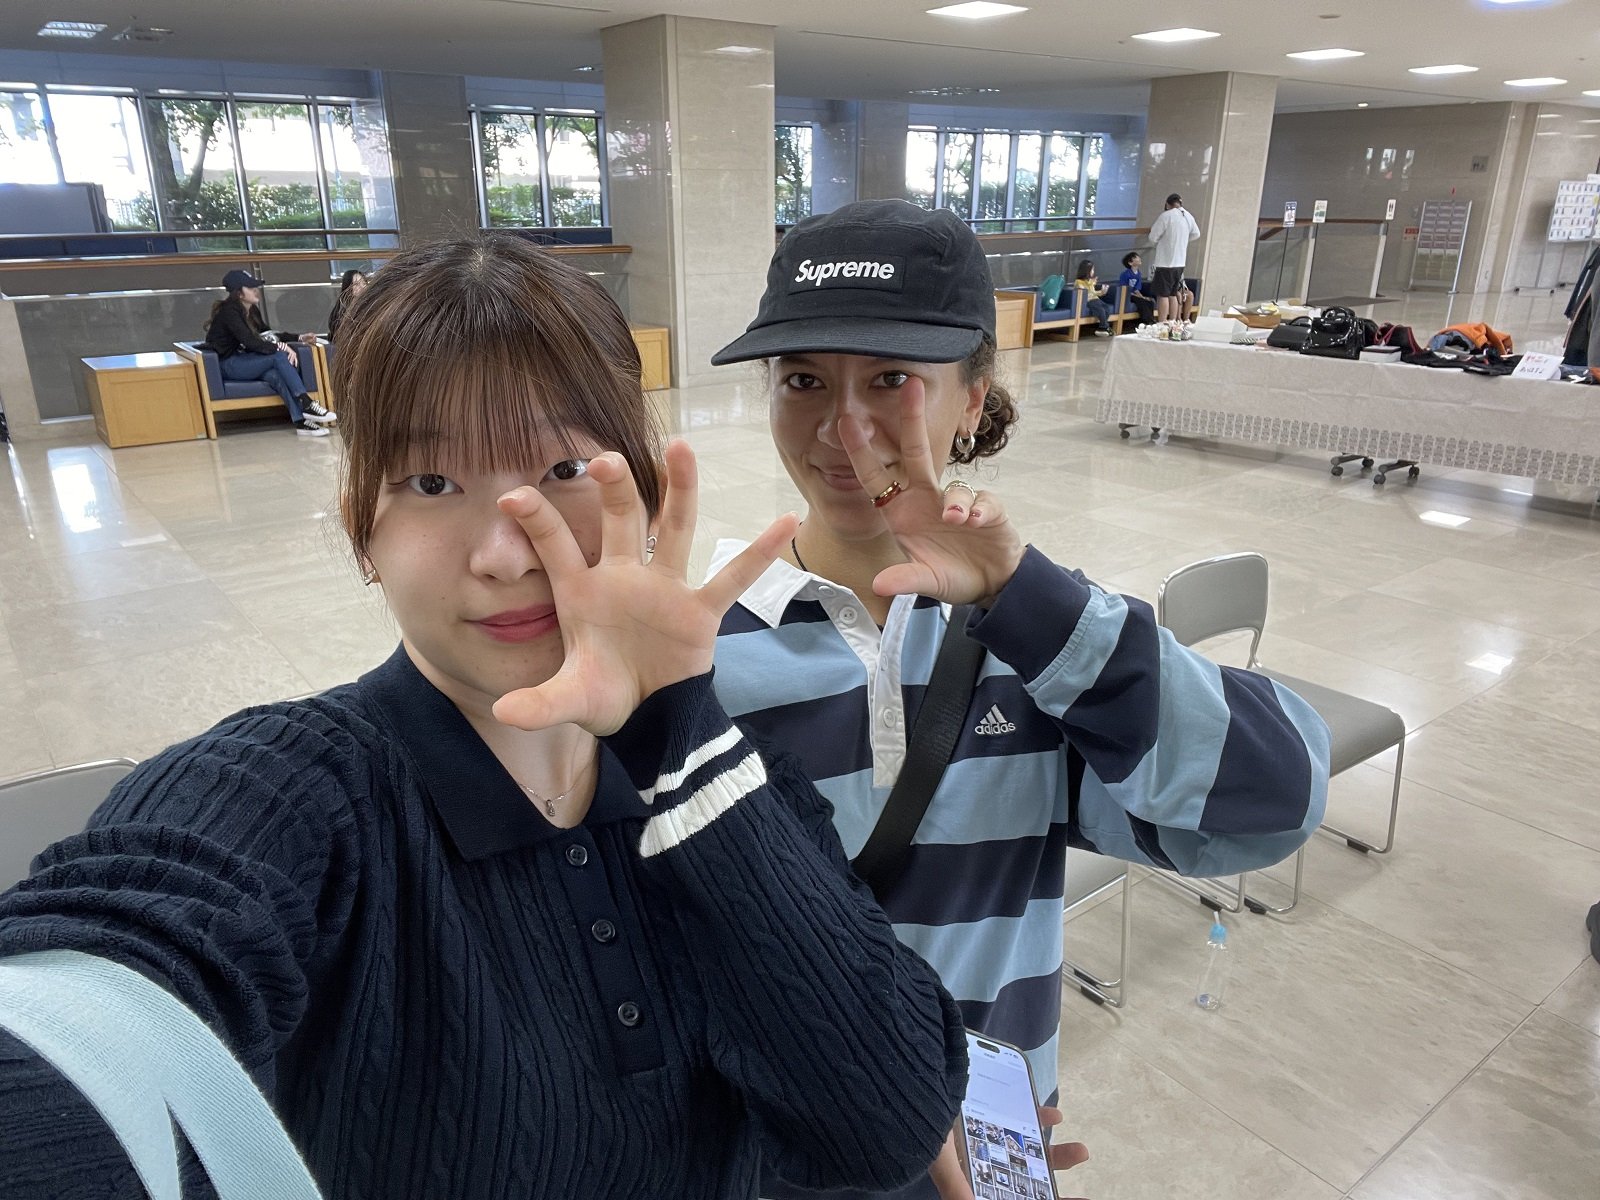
[974,704,1016,736]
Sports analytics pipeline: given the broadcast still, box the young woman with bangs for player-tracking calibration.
[0,235,967,1199]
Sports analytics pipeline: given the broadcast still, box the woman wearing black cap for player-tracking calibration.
[709,199,1330,1199]
[203,268,338,437]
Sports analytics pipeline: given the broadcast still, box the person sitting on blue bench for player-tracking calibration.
[1073,260,1114,337]
[1117,251,1156,327]
[203,268,338,437]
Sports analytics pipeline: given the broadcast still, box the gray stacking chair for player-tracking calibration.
[0,759,137,890]
[1155,553,1405,915]
[1062,847,1132,1007]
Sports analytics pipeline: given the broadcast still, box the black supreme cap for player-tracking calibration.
[711,199,995,365]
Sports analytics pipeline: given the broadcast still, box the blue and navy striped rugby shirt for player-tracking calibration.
[712,543,1330,1106]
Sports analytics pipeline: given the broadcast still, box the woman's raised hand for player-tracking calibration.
[491,439,796,736]
[838,376,1024,608]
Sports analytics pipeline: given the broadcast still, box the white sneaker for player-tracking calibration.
[301,401,338,424]
[1093,328,1113,338]
[296,419,331,437]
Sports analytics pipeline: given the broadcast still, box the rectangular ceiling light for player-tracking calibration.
[1409,64,1478,76]
[37,21,106,38]
[1133,28,1220,43]
[926,2,1028,17]
[1585,90,1600,97]
[1287,48,1365,61]
[1506,77,1567,87]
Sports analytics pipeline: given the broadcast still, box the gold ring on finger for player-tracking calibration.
[871,480,905,508]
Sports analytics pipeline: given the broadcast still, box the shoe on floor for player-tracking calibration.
[296,419,332,437]
[1093,328,1113,337]
[1588,900,1600,965]
[301,400,337,424]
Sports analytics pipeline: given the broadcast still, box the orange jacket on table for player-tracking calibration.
[1440,322,1514,354]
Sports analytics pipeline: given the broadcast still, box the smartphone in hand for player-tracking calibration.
[953,1031,1057,1200]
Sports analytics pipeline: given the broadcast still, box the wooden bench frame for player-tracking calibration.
[173,341,332,440]
[994,283,1198,348]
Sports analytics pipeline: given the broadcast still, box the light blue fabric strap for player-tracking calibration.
[0,950,322,1200]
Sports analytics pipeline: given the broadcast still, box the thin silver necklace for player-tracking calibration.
[520,780,577,821]
[518,739,590,820]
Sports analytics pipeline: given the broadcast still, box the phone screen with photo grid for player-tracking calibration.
[957,1032,1056,1200]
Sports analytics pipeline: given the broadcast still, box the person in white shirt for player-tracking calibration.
[1148,193,1200,322]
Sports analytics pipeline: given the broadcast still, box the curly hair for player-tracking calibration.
[950,336,1017,464]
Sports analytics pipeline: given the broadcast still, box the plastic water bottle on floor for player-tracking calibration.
[1195,911,1230,1011]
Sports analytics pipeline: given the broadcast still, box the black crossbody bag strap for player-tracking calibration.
[851,605,986,899]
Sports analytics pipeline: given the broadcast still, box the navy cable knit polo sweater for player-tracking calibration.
[0,647,966,1198]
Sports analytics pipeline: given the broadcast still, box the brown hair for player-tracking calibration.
[334,235,663,562]
[951,336,1017,464]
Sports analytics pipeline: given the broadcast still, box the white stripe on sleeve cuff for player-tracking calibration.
[640,725,745,807]
[639,751,766,858]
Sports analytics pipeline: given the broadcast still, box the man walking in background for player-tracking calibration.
[1149,192,1200,323]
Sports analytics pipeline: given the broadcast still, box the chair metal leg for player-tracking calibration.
[1151,866,1249,914]
[1319,740,1404,855]
[1062,871,1132,1008]
[1247,845,1304,915]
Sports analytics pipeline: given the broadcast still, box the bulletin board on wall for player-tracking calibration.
[1525,176,1600,290]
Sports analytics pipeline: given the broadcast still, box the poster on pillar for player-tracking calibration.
[1283,202,1297,228]
[1312,200,1328,224]
[1385,198,1397,222]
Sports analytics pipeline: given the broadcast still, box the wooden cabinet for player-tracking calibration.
[81,352,206,449]
[631,325,671,391]
[993,291,1036,350]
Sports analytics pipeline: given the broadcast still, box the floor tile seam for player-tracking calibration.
[1538,998,1600,1044]
[1382,754,1600,855]
[1059,990,1353,1193]
[1257,873,1573,1009]
[1340,1007,1539,1197]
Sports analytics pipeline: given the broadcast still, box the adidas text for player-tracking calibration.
[974,704,1016,736]
[793,257,896,286]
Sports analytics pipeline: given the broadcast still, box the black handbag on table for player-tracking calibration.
[1266,316,1313,350]
[1300,306,1377,360]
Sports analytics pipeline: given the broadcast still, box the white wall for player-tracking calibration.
[1263,103,1523,294]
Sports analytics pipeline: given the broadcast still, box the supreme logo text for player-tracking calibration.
[789,256,906,293]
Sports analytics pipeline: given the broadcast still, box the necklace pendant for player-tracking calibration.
[544,797,556,819]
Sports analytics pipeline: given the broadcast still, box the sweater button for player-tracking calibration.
[591,918,617,943]
[565,844,589,867]
[616,1001,642,1028]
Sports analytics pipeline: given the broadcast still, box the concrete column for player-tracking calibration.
[1140,72,1277,312]
[603,16,775,386]
[857,101,910,203]
[376,71,479,243]
[812,101,860,214]
[812,100,910,215]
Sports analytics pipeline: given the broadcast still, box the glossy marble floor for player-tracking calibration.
[2,287,1598,1198]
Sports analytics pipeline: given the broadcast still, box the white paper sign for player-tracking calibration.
[1283,201,1297,227]
[1312,200,1328,224]
[1385,198,1397,221]
[1512,352,1562,380]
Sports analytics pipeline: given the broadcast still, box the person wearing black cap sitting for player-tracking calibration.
[203,268,338,437]
[707,198,1329,1199]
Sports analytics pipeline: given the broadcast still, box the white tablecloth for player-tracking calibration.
[1096,337,1600,486]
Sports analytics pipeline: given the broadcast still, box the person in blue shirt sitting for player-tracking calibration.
[1117,251,1156,327]
[0,234,968,1200]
